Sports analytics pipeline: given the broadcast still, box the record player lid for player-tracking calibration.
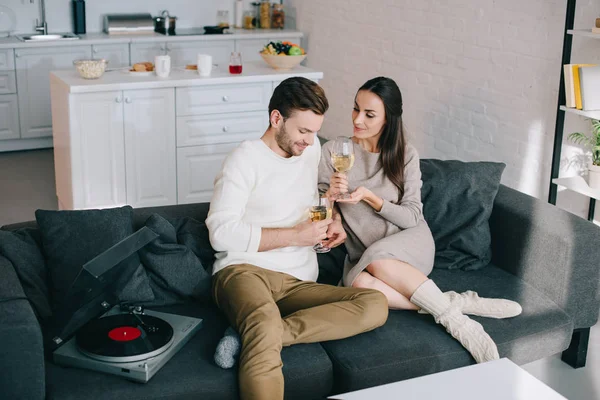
[46,227,158,352]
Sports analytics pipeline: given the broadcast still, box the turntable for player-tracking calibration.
[47,227,203,383]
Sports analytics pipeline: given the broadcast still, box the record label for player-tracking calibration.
[108,326,141,342]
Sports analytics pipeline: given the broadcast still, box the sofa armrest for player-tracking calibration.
[0,255,45,400]
[489,185,600,329]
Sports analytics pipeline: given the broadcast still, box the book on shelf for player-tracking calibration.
[564,65,576,108]
[579,66,600,111]
[563,64,597,110]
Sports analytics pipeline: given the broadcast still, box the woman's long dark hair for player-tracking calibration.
[358,77,406,201]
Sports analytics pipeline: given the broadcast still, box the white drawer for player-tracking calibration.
[176,83,271,116]
[0,49,14,71]
[177,111,267,147]
[177,143,240,204]
[0,71,16,94]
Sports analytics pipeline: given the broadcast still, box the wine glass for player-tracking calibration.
[309,196,332,253]
[330,136,355,199]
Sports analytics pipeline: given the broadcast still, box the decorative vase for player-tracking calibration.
[588,162,600,190]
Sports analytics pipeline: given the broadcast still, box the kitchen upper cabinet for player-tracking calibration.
[130,42,165,65]
[167,40,235,66]
[92,43,130,68]
[0,95,20,141]
[68,91,127,209]
[16,46,91,138]
[123,88,176,208]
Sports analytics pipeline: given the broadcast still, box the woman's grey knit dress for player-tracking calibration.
[318,140,435,287]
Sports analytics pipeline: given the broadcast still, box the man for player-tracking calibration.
[206,77,389,400]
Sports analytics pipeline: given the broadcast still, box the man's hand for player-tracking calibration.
[293,218,332,247]
[322,217,346,248]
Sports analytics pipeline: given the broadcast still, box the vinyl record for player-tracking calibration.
[76,313,174,363]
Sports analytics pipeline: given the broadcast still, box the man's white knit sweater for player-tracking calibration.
[206,137,321,281]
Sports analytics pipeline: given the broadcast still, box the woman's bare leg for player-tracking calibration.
[365,259,428,298]
[352,271,417,310]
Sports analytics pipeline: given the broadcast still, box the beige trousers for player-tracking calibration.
[212,263,389,400]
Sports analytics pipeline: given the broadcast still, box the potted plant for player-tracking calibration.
[568,119,600,190]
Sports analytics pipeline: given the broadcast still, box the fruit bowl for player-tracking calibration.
[260,53,307,70]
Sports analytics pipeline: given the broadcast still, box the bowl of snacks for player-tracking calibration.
[73,59,108,79]
[260,41,306,70]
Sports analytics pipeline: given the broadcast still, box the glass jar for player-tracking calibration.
[243,10,255,29]
[271,4,285,29]
[260,1,271,29]
[217,10,229,27]
[251,2,261,28]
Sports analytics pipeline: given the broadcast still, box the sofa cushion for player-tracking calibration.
[0,228,52,320]
[46,302,333,400]
[321,265,573,394]
[420,159,505,270]
[139,214,213,306]
[35,207,154,311]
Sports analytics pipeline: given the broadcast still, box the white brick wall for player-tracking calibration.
[288,0,600,223]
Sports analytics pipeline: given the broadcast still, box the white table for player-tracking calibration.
[328,358,566,400]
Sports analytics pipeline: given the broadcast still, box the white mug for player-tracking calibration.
[154,55,171,78]
[197,54,213,77]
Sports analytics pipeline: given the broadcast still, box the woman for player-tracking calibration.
[318,77,521,364]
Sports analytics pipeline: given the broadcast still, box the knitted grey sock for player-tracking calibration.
[214,327,241,369]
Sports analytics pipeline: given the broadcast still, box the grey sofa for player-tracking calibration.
[1,181,599,400]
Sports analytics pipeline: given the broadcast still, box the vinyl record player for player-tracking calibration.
[47,227,203,383]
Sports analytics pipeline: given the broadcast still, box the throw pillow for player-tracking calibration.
[139,214,213,306]
[420,159,506,270]
[35,206,154,311]
[0,228,52,321]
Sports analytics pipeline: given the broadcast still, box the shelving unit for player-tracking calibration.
[548,0,598,222]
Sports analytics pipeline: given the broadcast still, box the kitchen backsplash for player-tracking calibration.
[3,0,281,34]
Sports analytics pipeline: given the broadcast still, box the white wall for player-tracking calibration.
[288,0,600,222]
[2,0,279,34]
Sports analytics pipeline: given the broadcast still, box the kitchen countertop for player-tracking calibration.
[0,29,303,50]
[50,61,323,94]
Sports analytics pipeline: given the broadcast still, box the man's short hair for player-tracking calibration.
[268,77,329,121]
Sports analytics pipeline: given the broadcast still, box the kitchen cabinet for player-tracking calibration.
[123,89,176,208]
[92,43,130,68]
[0,49,14,70]
[64,91,127,209]
[177,143,239,204]
[56,88,176,210]
[16,46,91,138]
[0,95,20,140]
[0,71,16,95]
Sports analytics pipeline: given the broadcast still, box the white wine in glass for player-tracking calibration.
[331,136,355,199]
[310,197,332,253]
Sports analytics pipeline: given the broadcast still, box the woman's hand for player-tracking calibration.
[328,172,349,199]
[336,186,384,211]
